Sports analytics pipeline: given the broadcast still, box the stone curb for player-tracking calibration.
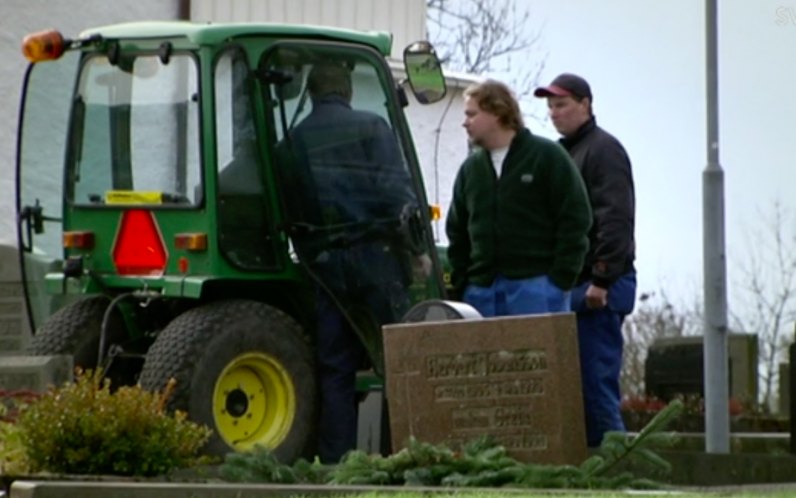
[6,481,603,498]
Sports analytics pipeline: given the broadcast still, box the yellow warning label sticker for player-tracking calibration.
[104,191,163,205]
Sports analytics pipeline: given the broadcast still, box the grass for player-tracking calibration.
[323,491,796,498]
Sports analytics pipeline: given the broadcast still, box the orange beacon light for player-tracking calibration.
[22,29,68,62]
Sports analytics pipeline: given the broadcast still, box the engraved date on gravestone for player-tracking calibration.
[452,404,536,430]
[449,432,549,451]
[496,432,548,451]
[434,377,545,401]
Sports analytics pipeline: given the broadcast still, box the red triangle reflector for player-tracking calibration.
[112,210,168,276]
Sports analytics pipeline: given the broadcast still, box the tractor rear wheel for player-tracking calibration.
[138,299,316,462]
[27,296,124,370]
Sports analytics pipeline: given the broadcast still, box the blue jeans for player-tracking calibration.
[463,274,571,317]
[571,271,636,447]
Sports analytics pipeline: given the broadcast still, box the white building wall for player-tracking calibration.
[190,0,426,60]
[0,0,182,248]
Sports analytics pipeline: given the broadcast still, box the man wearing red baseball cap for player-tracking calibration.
[536,73,637,448]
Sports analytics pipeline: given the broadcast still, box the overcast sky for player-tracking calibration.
[499,0,796,315]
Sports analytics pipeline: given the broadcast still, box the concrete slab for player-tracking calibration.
[356,389,385,455]
[639,450,796,486]
[0,245,21,282]
[0,355,72,392]
[0,284,29,354]
[7,481,540,498]
[0,244,31,352]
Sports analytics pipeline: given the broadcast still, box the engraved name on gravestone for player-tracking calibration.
[383,313,587,465]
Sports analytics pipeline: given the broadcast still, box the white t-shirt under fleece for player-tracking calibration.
[490,146,509,177]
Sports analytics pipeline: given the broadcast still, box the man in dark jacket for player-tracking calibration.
[446,79,592,316]
[286,62,415,463]
[535,73,636,447]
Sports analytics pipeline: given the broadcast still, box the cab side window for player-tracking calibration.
[214,48,276,270]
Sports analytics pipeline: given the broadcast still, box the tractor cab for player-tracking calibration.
[17,23,447,460]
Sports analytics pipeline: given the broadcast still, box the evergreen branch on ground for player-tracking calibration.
[581,398,683,480]
[220,400,684,489]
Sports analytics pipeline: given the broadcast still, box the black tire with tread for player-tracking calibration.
[27,296,124,369]
[138,299,316,462]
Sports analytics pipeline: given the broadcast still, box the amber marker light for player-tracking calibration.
[22,29,68,62]
[175,233,208,252]
[429,204,442,221]
[63,231,95,249]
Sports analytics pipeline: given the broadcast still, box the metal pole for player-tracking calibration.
[703,0,730,453]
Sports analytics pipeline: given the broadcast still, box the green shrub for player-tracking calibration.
[16,369,212,476]
[0,420,30,476]
[0,399,31,476]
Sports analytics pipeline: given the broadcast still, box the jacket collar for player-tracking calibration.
[311,94,352,109]
[559,116,596,149]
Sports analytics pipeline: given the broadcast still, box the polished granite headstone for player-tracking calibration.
[384,313,587,465]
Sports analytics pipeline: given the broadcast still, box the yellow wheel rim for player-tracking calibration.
[212,352,296,452]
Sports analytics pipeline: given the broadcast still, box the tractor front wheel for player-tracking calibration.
[138,300,316,461]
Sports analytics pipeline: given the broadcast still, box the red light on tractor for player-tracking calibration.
[112,210,168,276]
[22,29,67,62]
[63,230,95,249]
[178,256,189,274]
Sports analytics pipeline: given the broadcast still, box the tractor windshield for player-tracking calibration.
[67,52,201,206]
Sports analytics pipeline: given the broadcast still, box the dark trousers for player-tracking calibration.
[312,244,409,463]
[315,291,367,463]
[571,271,636,447]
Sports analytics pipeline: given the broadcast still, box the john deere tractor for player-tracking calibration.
[16,22,448,461]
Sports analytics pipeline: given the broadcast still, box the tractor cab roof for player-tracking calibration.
[78,21,393,56]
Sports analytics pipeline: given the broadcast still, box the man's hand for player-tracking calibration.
[585,284,608,309]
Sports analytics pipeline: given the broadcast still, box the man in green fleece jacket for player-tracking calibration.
[446,79,592,316]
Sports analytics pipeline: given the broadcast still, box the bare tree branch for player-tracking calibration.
[426,0,547,117]
[732,200,796,410]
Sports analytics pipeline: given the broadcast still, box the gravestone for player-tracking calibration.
[779,362,789,417]
[0,243,30,353]
[645,334,758,403]
[383,313,587,465]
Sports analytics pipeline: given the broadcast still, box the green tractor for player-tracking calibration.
[16,22,448,461]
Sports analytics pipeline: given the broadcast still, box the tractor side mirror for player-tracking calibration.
[403,41,446,104]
